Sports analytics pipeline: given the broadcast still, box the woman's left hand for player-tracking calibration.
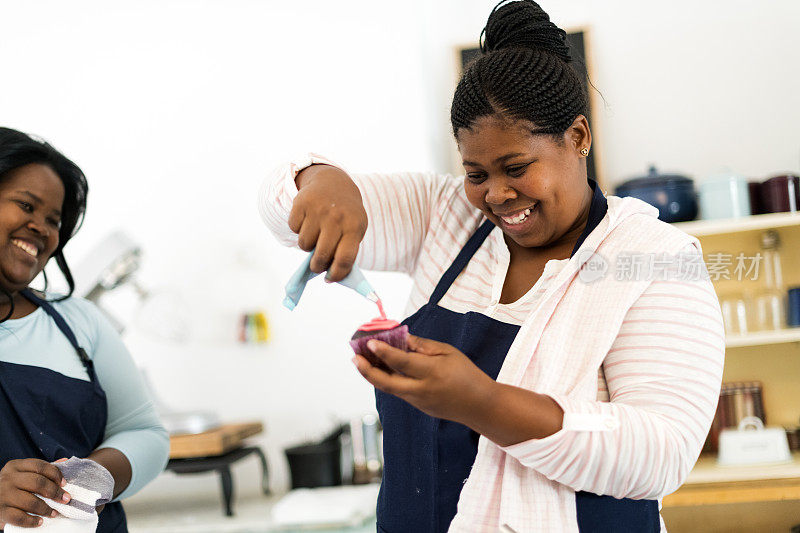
[353,335,496,423]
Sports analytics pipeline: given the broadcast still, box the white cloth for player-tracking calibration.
[5,514,97,533]
[5,458,112,533]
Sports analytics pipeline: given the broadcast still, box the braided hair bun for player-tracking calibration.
[481,0,571,63]
[451,0,587,137]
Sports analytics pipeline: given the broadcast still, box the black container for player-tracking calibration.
[285,440,342,489]
[615,166,698,222]
[748,181,765,215]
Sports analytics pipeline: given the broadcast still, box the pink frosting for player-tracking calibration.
[357,317,401,332]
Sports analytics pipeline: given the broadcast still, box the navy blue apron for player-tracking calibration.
[0,290,127,532]
[376,181,659,532]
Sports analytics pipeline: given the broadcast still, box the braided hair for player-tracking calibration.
[451,0,588,139]
[0,127,88,322]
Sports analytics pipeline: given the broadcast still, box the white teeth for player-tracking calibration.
[500,206,535,225]
[11,239,38,257]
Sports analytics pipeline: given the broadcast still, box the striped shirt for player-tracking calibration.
[259,154,725,532]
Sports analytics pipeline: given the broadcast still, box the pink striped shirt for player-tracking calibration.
[259,154,725,532]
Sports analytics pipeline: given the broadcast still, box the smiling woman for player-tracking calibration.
[259,1,724,532]
[0,164,65,305]
[0,127,169,533]
[0,129,87,322]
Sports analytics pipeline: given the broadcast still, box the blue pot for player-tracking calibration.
[615,166,698,222]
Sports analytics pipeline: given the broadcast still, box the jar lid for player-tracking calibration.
[617,165,693,190]
[763,174,800,183]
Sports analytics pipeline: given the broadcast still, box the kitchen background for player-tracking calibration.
[2,0,800,531]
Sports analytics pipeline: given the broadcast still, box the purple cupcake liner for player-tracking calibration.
[349,325,409,373]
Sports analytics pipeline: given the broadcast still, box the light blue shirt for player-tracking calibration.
[0,294,169,500]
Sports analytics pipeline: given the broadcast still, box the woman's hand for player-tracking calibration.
[352,335,497,424]
[353,334,565,446]
[0,459,71,529]
[289,164,368,282]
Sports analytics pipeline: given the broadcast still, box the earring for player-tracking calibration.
[580,148,589,156]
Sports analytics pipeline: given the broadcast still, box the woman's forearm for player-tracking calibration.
[87,448,131,499]
[461,381,564,447]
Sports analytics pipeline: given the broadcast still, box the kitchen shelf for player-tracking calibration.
[672,211,800,237]
[684,453,800,484]
[726,328,800,348]
[662,452,800,507]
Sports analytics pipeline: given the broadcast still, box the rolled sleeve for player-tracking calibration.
[257,153,341,247]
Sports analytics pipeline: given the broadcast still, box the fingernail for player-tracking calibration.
[38,518,44,526]
[60,478,66,487]
[51,510,58,518]
[62,493,71,503]
[367,340,378,351]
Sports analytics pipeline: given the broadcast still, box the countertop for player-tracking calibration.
[125,484,378,533]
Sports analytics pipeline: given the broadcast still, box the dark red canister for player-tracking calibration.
[760,174,799,213]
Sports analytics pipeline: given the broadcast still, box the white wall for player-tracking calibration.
[424,0,800,183]
[2,0,799,498]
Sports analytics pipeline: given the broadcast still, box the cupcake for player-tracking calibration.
[349,318,409,374]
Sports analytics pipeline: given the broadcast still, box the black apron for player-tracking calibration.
[376,182,659,532]
[0,290,127,532]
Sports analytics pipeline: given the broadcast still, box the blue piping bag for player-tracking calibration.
[283,251,379,310]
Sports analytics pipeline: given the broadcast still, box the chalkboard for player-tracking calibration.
[457,31,599,183]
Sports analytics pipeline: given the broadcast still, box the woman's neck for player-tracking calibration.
[0,288,38,320]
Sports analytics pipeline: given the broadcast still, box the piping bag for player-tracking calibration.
[283,251,384,315]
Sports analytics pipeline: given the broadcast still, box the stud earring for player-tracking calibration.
[580,148,589,156]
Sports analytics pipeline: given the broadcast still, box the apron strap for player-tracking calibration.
[20,289,95,374]
[428,219,495,306]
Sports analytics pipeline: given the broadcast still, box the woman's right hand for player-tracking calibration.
[0,459,70,528]
[289,164,368,282]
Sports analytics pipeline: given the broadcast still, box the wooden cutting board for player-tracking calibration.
[169,422,263,459]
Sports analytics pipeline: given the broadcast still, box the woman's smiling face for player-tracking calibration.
[0,163,64,294]
[458,114,592,251]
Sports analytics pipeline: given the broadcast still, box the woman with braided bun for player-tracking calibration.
[260,1,723,531]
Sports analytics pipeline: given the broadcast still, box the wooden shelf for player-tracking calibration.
[663,452,800,507]
[685,452,800,484]
[726,328,800,348]
[672,212,800,237]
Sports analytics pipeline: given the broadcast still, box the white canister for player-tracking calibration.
[699,172,752,220]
